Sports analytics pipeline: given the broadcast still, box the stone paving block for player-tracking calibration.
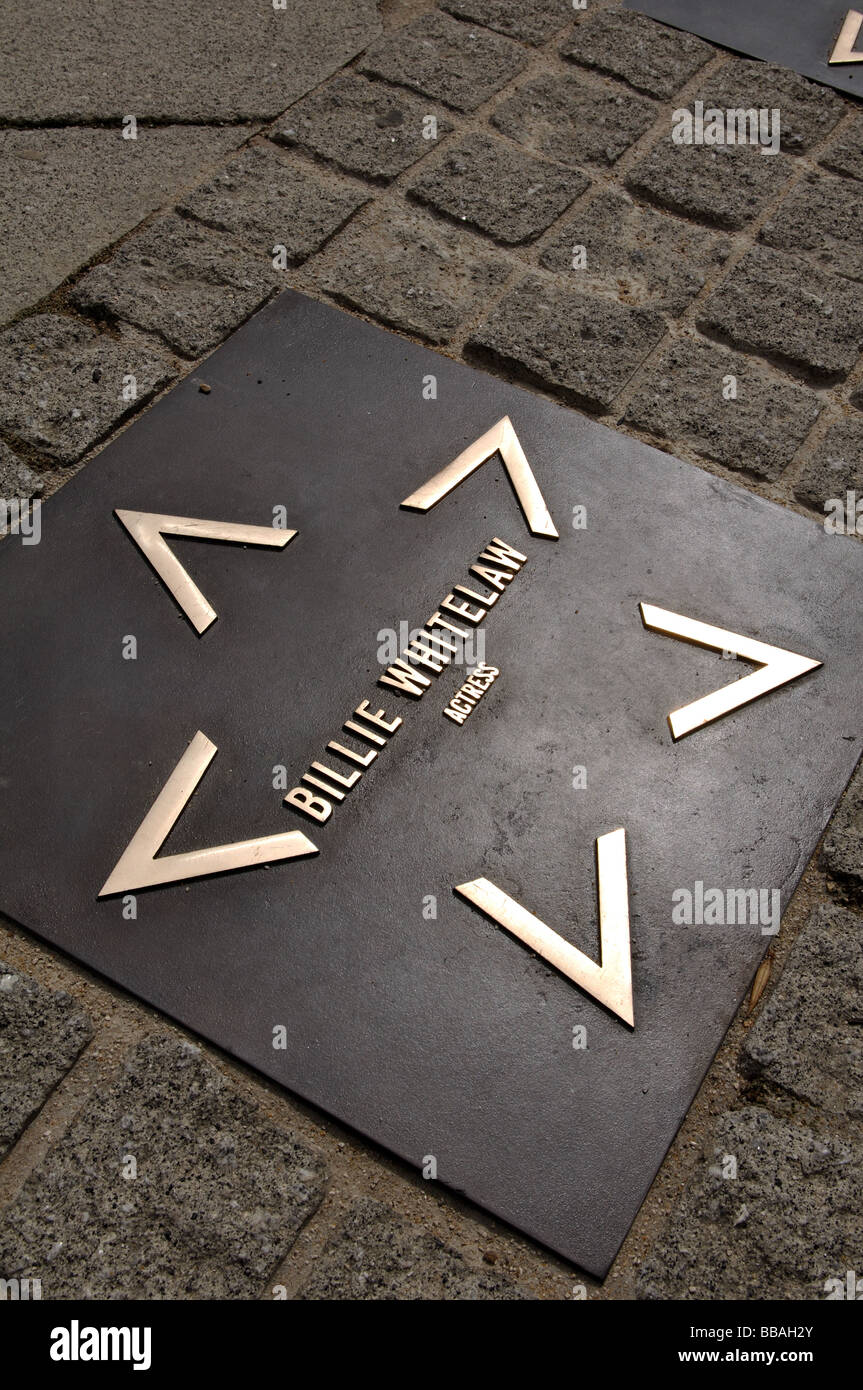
[795,414,863,515]
[561,9,712,100]
[275,73,454,184]
[297,1198,531,1300]
[0,0,381,122]
[179,144,367,260]
[761,172,863,285]
[0,441,43,501]
[0,1035,326,1299]
[624,337,821,481]
[697,246,863,382]
[697,58,846,155]
[741,906,863,1116]
[408,132,588,244]
[540,189,731,316]
[638,1106,863,1300]
[441,0,572,46]
[625,139,794,231]
[0,962,92,1159]
[312,204,511,344]
[822,761,863,906]
[0,315,175,466]
[358,11,527,114]
[70,214,281,360]
[467,271,665,411]
[492,71,657,169]
[0,126,251,327]
[821,112,863,182]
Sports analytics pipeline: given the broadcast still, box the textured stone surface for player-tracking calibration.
[540,189,731,316]
[0,963,92,1159]
[822,762,863,906]
[70,214,281,359]
[0,441,43,501]
[561,9,712,99]
[492,72,656,169]
[624,338,821,481]
[0,126,251,326]
[297,1198,531,1300]
[468,272,664,410]
[822,113,863,182]
[761,172,863,284]
[638,1107,863,1300]
[0,1036,326,1299]
[312,204,511,343]
[698,58,846,155]
[275,73,453,184]
[408,132,588,244]
[697,246,863,382]
[179,144,367,259]
[0,315,174,466]
[795,415,863,515]
[0,0,381,122]
[359,11,527,113]
[441,0,570,45]
[625,140,794,231]
[741,905,863,1115]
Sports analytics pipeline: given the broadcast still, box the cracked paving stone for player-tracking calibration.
[561,8,712,100]
[0,441,44,501]
[0,963,92,1159]
[492,72,657,169]
[408,132,588,245]
[0,1035,326,1299]
[822,112,863,182]
[624,338,821,481]
[760,171,863,285]
[741,905,863,1116]
[440,0,572,46]
[697,58,846,155]
[540,189,731,317]
[822,760,863,906]
[697,245,863,382]
[638,1106,863,1300]
[296,1198,532,1300]
[358,10,528,114]
[795,413,863,515]
[468,271,665,412]
[625,140,794,232]
[70,214,282,360]
[275,73,454,184]
[311,204,511,344]
[0,315,175,466]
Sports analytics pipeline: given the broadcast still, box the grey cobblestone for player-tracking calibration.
[625,140,794,231]
[760,172,863,284]
[795,414,863,514]
[492,71,657,169]
[697,58,847,154]
[0,441,43,500]
[408,132,588,244]
[822,761,863,907]
[0,315,175,466]
[441,0,570,46]
[624,337,821,481]
[0,1035,326,1299]
[0,962,92,1159]
[561,9,713,100]
[468,271,665,411]
[821,112,863,182]
[359,11,528,114]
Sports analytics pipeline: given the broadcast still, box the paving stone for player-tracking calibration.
[408,132,588,244]
[467,272,665,411]
[358,11,527,114]
[561,8,712,100]
[625,139,795,231]
[821,112,863,182]
[822,761,863,906]
[179,144,367,259]
[70,214,281,360]
[0,315,174,466]
[761,171,863,284]
[638,1106,863,1300]
[440,0,571,46]
[275,73,454,184]
[492,71,657,169]
[741,906,863,1116]
[795,414,863,515]
[0,1035,326,1299]
[0,0,381,122]
[540,189,731,316]
[0,962,92,1159]
[697,58,846,155]
[697,246,863,382]
[312,204,511,344]
[297,1198,531,1300]
[0,441,43,501]
[0,126,251,327]
[624,338,821,481]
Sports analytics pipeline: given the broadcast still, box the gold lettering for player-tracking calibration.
[285,786,332,823]
[303,772,347,801]
[353,701,403,735]
[479,538,526,571]
[405,639,450,674]
[454,582,497,608]
[470,564,510,593]
[426,610,470,639]
[311,760,361,791]
[379,659,433,698]
[328,739,377,768]
[441,593,486,625]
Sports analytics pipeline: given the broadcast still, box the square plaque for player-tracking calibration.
[1,291,861,1276]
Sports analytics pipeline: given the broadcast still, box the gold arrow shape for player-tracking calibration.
[99,731,318,896]
[115,509,296,635]
[640,603,822,741]
[400,417,558,539]
[829,9,863,62]
[456,828,634,1026]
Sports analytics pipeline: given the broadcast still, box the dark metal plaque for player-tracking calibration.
[1,291,861,1277]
